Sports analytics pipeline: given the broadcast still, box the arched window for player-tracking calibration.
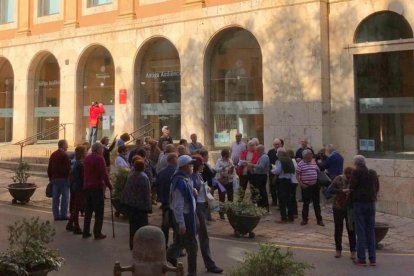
[135,38,180,141]
[33,54,60,140]
[77,46,115,143]
[206,28,263,148]
[355,11,413,43]
[0,58,13,142]
[354,12,414,158]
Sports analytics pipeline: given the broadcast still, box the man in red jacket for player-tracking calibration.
[47,140,71,221]
[82,142,113,240]
[88,102,105,145]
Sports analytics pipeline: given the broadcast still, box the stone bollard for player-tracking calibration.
[113,225,184,276]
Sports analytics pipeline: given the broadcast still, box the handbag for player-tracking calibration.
[317,171,331,187]
[45,182,53,198]
[206,191,220,212]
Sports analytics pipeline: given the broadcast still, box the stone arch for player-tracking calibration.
[75,44,116,144]
[0,57,14,142]
[354,11,413,43]
[27,51,60,140]
[133,37,181,140]
[203,27,263,147]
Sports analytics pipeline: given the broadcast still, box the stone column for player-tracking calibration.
[17,0,31,36]
[64,0,79,28]
[118,0,136,20]
[112,41,136,138]
[58,57,78,146]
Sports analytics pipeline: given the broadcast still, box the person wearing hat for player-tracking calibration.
[158,126,173,150]
[167,155,198,276]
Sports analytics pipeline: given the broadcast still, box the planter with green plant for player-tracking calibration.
[7,162,37,204]
[228,243,313,276]
[111,169,129,217]
[224,188,266,238]
[0,217,64,276]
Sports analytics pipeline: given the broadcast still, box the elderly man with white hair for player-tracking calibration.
[350,155,379,267]
[250,144,270,211]
[267,138,283,206]
[296,149,324,226]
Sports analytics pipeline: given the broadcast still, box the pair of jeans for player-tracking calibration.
[68,191,85,229]
[252,174,269,211]
[269,174,279,205]
[333,208,356,252]
[83,188,105,237]
[196,203,217,270]
[167,213,198,276]
[161,205,176,247]
[89,126,98,145]
[301,184,322,222]
[353,202,376,263]
[278,178,294,221]
[51,179,69,220]
[126,206,148,250]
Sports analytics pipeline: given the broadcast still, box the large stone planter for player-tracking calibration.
[28,269,49,276]
[7,183,37,204]
[375,222,390,249]
[227,211,261,238]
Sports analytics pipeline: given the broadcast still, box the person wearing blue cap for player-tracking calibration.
[167,155,198,276]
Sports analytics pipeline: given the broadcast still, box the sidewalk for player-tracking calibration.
[1,168,413,254]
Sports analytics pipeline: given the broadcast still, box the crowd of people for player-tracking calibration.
[47,124,380,275]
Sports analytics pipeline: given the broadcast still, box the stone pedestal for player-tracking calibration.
[113,226,184,276]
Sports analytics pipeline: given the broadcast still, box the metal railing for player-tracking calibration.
[126,123,155,145]
[14,123,72,163]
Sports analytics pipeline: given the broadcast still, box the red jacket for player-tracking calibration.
[83,153,112,190]
[236,149,259,175]
[88,105,105,127]
[47,149,71,180]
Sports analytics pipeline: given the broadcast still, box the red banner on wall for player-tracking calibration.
[119,89,127,104]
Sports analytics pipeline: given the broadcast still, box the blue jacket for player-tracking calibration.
[170,170,196,233]
[156,164,177,206]
[320,151,344,180]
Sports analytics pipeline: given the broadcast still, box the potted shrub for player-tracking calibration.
[111,169,129,217]
[228,243,313,276]
[7,162,37,204]
[224,188,266,238]
[0,217,64,276]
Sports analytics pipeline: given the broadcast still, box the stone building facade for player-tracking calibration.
[0,0,413,217]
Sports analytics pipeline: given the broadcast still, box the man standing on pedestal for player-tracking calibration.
[88,102,105,145]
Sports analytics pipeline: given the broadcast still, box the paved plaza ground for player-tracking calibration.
[1,167,413,254]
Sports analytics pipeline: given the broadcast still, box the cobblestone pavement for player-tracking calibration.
[1,168,413,254]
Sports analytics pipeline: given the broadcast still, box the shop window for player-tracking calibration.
[88,0,112,8]
[0,0,14,24]
[355,11,413,43]
[81,47,115,142]
[38,0,59,17]
[207,28,263,148]
[136,39,180,141]
[0,58,13,142]
[34,55,60,140]
[355,12,414,158]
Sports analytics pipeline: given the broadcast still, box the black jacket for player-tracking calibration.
[350,166,379,203]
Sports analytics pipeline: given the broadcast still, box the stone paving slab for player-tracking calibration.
[1,168,413,254]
